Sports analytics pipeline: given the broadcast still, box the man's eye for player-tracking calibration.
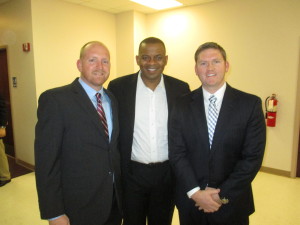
[200,62,207,66]
[155,55,163,61]
[142,56,150,61]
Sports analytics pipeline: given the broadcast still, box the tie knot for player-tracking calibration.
[209,95,217,104]
[96,93,102,102]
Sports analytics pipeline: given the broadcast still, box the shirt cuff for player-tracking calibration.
[187,187,200,198]
[48,215,64,221]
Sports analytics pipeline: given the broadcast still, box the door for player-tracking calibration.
[0,48,15,157]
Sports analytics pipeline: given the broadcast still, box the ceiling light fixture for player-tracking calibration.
[130,0,183,10]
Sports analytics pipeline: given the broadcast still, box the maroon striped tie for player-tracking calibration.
[96,93,108,138]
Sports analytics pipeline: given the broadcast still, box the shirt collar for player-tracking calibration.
[78,77,105,99]
[137,71,165,91]
[203,82,227,103]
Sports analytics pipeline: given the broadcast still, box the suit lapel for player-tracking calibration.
[164,75,174,112]
[191,88,211,152]
[105,89,118,144]
[70,79,109,141]
[125,73,138,135]
[210,85,235,153]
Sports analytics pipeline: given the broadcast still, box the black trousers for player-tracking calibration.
[122,161,175,225]
[190,216,249,225]
[184,207,249,225]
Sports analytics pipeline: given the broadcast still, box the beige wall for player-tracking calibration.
[116,11,147,76]
[145,0,300,174]
[0,0,117,165]
[1,0,299,175]
[0,0,36,164]
[116,11,135,76]
[31,0,117,94]
[133,11,147,72]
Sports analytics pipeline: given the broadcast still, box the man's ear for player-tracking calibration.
[225,61,230,72]
[135,55,140,66]
[76,59,82,72]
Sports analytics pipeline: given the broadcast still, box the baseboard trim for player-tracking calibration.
[260,166,291,177]
[15,158,35,171]
[5,155,293,178]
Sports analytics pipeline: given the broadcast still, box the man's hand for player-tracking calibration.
[205,186,222,204]
[191,188,222,213]
[49,215,70,225]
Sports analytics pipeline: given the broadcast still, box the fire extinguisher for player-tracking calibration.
[265,94,278,127]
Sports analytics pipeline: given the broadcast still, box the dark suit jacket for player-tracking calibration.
[107,72,190,179]
[35,78,122,225]
[169,84,266,224]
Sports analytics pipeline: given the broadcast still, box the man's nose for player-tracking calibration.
[207,62,214,69]
[147,57,156,64]
[96,61,104,69]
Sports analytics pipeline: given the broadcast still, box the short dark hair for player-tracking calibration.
[138,37,166,55]
[194,42,227,62]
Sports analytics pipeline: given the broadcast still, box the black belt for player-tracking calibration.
[131,160,169,167]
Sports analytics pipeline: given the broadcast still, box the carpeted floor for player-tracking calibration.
[7,156,33,178]
[1,172,300,225]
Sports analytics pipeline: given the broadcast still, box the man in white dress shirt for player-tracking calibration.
[108,37,190,225]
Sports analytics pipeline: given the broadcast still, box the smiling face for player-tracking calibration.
[136,42,168,88]
[77,42,110,91]
[195,48,229,93]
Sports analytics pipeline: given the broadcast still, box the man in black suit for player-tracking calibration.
[35,41,122,225]
[169,42,266,225]
[108,37,190,225]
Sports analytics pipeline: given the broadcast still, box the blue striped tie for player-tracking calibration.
[208,95,218,148]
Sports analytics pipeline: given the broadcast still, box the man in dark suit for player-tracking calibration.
[108,37,190,225]
[169,42,266,225]
[35,41,122,225]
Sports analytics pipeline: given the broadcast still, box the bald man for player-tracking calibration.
[35,41,122,225]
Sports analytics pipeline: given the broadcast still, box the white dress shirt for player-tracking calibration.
[187,82,227,198]
[131,72,169,164]
[203,83,226,120]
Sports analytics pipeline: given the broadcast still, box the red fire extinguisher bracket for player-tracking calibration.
[265,94,278,127]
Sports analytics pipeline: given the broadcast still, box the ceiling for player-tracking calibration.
[60,0,216,14]
[0,0,216,14]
